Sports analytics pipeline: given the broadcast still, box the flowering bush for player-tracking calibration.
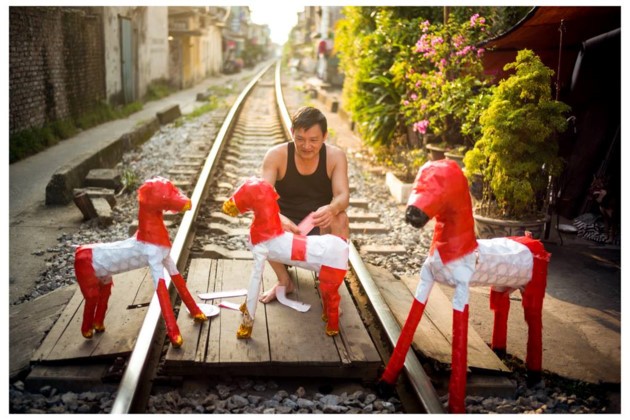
[392,14,491,148]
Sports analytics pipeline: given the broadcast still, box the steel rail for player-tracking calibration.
[274,61,444,414]
[111,61,276,414]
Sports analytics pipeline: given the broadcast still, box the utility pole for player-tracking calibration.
[443,6,450,23]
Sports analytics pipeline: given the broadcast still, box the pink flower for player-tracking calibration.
[477,48,485,57]
[414,120,430,134]
[410,93,418,100]
[403,100,409,106]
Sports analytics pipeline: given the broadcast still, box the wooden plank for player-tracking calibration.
[367,263,452,363]
[265,266,340,364]
[400,276,509,372]
[215,260,271,363]
[333,277,381,366]
[31,286,85,362]
[33,268,151,362]
[165,258,215,363]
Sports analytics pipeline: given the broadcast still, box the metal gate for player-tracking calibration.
[120,16,135,103]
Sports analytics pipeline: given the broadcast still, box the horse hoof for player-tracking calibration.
[237,324,252,339]
[194,313,207,322]
[93,323,106,333]
[321,313,328,322]
[82,330,94,339]
[170,335,184,348]
[375,380,396,399]
[325,327,339,337]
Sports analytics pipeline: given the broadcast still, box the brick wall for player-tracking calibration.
[9,7,106,134]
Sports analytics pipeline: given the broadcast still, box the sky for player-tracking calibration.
[249,4,304,45]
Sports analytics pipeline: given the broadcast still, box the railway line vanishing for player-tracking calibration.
[9,61,617,415]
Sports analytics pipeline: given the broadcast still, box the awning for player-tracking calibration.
[480,6,620,91]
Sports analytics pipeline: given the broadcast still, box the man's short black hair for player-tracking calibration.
[291,106,327,135]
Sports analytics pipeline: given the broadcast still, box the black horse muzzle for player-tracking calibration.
[405,205,429,228]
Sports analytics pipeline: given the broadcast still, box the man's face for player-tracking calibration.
[292,125,327,160]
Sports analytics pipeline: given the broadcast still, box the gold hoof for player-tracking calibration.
[194,313,208,322]
[321,313,328,323]
[237,324,252,339]
[82,330,94,339]
[93,323,105,333]
[325,327,339,337]
[171,335,184,348]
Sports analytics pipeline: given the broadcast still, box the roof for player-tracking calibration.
[480,6,620,89]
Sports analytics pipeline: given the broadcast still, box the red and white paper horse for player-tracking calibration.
[378,160,550,413]
[222,177,349,339]
[74,177,207,348]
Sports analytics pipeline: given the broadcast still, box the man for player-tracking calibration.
[260,106,350,303]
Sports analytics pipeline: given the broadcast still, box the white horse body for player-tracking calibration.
[245,232,349,321]
[416,238,534,311]
[89,237,172,286]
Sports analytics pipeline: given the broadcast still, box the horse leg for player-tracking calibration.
[164,256,206,321]
[449,302,469,414]
[489,287,511,358]
[511,236,550,386]
[318,265,346,336]
[380,267,434,386]
[93,279,113,333]
[74,246,99,339]
[156,278,183,348]
[521,254,549,386]
[238,254,265,339]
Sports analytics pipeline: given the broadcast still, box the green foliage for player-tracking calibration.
[336,7,421,147]
[75,101,142,130]
[9,119,78,163]
[373,143,428,182]
[144,79,175,102]
[464,50,571,219]
[185,95,221,120]
[392,14,492,148]
[120,167,140,193]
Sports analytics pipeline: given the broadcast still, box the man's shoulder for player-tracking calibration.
[264,142,289,160]
[325,143,347,161]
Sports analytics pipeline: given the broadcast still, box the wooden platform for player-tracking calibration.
[32,268,155,363]
[366,263,510,373]
[163,259,382,380]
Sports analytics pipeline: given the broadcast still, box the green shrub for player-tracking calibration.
[464,50,570,219]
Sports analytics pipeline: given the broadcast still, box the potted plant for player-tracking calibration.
[463,49,570,239]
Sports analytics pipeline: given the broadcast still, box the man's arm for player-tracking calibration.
[312,147,349,229]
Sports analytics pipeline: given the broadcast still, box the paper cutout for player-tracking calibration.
[275,285,311,312]
[297,212,316,236]
[198,289,248,300]
[218,301,241,311]
[188,304,220,318]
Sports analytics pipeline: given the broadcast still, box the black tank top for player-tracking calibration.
[275,142,333,223]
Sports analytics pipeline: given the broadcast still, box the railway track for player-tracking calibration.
[24,61,443,414]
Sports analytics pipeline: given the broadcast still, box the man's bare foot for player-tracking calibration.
[260,281,295,303]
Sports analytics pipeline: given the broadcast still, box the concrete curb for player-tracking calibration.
[45,117,161,205]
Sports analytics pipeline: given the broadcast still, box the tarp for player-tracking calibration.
[479,6,621,220]
[480,6,620,94]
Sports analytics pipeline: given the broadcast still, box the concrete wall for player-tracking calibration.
[9,7,105,133]
[103,6,169,104]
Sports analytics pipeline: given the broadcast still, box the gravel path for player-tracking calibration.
[9,69,617,414]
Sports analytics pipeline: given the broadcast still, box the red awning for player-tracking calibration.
[480,6,620,91]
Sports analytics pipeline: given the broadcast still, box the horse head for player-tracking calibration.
[138,177,191,214]
[223,177,279,217]
[406,159,472,228]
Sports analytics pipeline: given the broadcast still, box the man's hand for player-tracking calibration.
[312,204,336,230]
[279,214,300,234]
